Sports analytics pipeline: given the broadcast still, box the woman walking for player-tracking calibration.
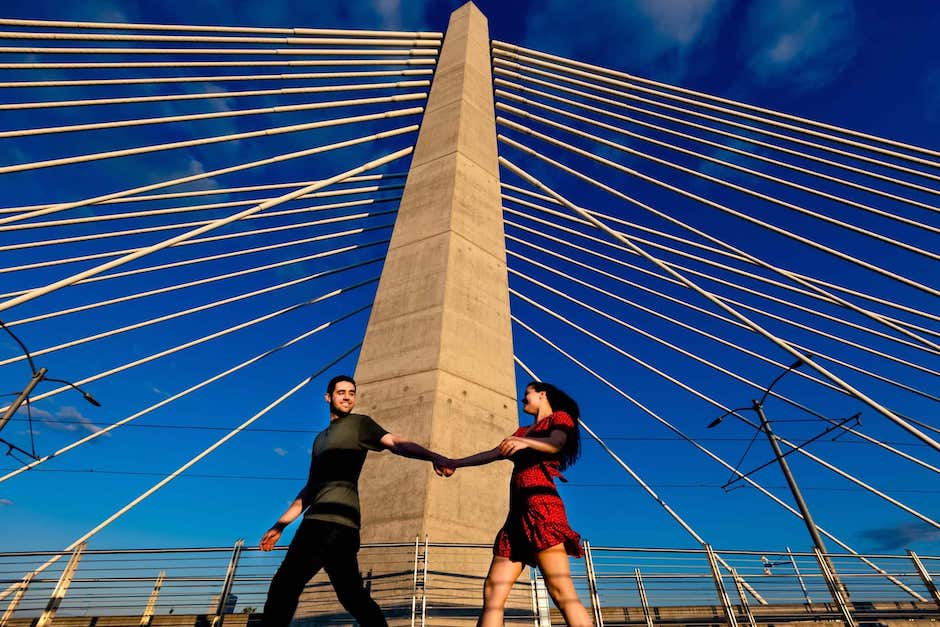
[445,381,593,627]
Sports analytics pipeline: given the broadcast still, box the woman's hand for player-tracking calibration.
[432,455,456,477]
[498,436,530,457]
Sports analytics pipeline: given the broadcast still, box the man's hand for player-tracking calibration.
[433,455,456,478]
[259,527,283,551]
[498,436,530,457]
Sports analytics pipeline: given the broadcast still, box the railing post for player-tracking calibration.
[211,539,244,627]
[582,541,604,627]
[813,548,856,627]
[420,535,428,627]
[909,550,940,606]
[730,567,756,627]
[0,573,32,627]
[533,569,552,627]
[140,570,165,627]
[35,543,85,627]
[634,569,654,627]
[787,547,812,604]
[704,544,738,627]
[411,536,420,627]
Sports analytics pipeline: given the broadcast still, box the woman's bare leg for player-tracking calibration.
[477,555,525,627]
[536,544,593,626]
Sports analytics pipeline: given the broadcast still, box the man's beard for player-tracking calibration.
[330,400,353,417]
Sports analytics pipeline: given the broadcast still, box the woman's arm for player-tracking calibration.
[451,446,504,468]
[498,430,568,456]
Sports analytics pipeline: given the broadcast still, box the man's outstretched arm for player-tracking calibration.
[259,485,310,550]
[380,433,454,476]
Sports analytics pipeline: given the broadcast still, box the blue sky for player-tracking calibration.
[0,0,938,564]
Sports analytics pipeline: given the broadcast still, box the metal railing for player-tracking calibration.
[1,541,938,626]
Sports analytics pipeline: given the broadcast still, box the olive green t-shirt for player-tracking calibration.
[302,413,389,529]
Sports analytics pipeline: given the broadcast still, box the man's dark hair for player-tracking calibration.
[326,375,356,395]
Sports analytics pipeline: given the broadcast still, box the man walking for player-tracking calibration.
[258,375,453,627]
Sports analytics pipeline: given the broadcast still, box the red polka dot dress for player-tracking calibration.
[493,410,584,567]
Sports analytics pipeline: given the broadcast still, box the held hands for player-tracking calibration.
[498,436,530,457]
[432,454,456,478]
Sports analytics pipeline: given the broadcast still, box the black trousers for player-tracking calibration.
[260,518,387,627]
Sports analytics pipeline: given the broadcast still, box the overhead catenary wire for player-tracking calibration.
[499,134,940,357]
[0,344,363,602]
[491,62,940,198]
[492,47,940,174]
[0,143,414,314]
[0,103,424,175]
[0,278,378,413]
[507,260,940,476]
[492,41,940,164]
[513,356,767,605]
[0,307,371,485]
[0,123,418,227]
[511,322,924,601]
[496,96,940,241]
[495,79,940,216]
[499,155,940,451]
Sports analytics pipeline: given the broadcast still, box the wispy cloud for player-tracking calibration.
[739,0,859,91]
[860,521,940,551]
[29,405,109,438]
[0,498,13,507]
[273,447,288,457]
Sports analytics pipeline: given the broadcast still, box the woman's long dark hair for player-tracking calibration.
[527,380,581,470]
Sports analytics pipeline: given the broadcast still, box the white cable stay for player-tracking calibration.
[514,356,767,605]
[0,123,417,226]
[504,211,940,366]
[0,80,428,111]
[491,61,940,194]
[6,243,387,327]
[503,196,940,347]
[0,69,432,88]
[0,185,404,229]
[0,306,370,486]
[0,222,392,288]
[499,134,940,356]
[511,325,924,601]
[0,17,443,39]
[506,234,940,407]
[0,225,392,300]
[508,261,939,476]
[0,211,394,276]
[0,343,362,602]
[0,261,381,367]
[502,183,940,329]
[0,201,398,251]
[0,103,423,175]
[0,279,377,413]
[492,46,940,171]
[0,90,427,141]
[511,286,940,528]
[500,121,940,300]
[495,79,940,216]
[500,155,940,451]
[0,31,441,47]
[0,45,439,57]
[492,41,940,164]
[0,145,412,314]
[1,173,406,213]
[497,94,940,239]
[0,58,438,69]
